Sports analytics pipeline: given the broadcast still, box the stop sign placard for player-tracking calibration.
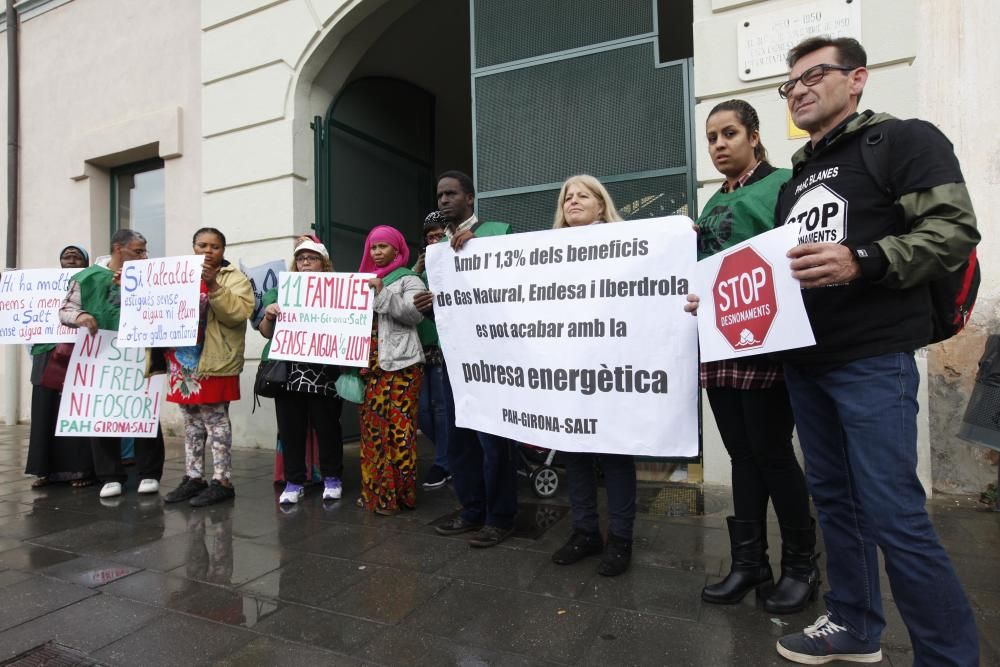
[712,246,778,351]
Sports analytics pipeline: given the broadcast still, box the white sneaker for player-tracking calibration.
[137,479,159,494]
[278,484,304,505]
[322,478,342,501]
[99,482,122,498]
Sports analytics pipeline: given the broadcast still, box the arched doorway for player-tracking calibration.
[307,0,472,259]
[313,77,436,269]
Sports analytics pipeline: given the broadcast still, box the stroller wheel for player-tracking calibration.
[530,466,559,498]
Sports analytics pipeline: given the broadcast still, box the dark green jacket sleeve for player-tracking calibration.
[875,182,979,289]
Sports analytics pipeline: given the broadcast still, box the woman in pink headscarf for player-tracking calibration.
[357,225,426,515]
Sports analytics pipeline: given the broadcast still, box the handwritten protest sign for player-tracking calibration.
[56,329,165,438]
[117,255,203,348]
[0,268,82,344]
[239,258,285,330]
[694,224,814,363]
[268,271,375,367]
[425,217,699,457]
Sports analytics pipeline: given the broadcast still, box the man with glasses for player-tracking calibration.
[59,228,165,502]
[772,37,979,665]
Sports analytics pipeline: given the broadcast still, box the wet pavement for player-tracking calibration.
[0,424,997,666]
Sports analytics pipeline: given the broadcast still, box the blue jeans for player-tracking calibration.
[784,353,978,666]
[418,362,451,471]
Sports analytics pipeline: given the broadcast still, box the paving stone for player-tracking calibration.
[216,636,360,666]
[327,566,450,624]
[252,602,382,654]
[92,611,255,666]
[238,553,372,609]
[0,544,78,572]
[355,628,541,666]
[0,575,96,632]
[354,531,467,574]
[0,593,164,659]
[30,519,168,556]
[405,580,606,664]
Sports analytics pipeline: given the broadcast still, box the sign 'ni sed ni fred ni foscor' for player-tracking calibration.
[57,329,165,438]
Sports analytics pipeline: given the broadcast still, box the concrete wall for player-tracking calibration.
[0,0,202,433]
[693,0,998,494]
[914,0,1000,493]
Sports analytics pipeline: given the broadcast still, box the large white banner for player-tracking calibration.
[268,271,375,367]
[426,217,699,457]
[694,224,815,363]
[118,256,204,348]
[0,268,82,344]
[56,329,165,438]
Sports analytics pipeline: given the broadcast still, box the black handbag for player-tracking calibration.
[253,359,289,398]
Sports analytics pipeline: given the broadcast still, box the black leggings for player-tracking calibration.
[707,385,811,528]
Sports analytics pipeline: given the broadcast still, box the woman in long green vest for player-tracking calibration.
[687,100,819,614]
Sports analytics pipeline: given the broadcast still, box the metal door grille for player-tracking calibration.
[473,0,655,68]
[471,1,695,235]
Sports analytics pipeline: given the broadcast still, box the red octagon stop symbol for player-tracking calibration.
[712,246,778,352]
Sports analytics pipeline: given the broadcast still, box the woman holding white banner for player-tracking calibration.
[357,225,425,516]
[687,100,819,613]
[157,228,254,508]
[548,175,636,577]
[259,237,345,505]
[25,245,95,489]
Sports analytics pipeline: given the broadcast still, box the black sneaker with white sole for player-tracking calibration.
[776,614,882,664]
[421,465,451,489]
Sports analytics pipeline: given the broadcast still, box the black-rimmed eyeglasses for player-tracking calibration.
[778,64,856,99]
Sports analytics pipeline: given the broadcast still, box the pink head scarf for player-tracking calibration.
[358,225,410,278]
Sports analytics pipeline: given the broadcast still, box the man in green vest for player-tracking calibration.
[415,171,520,548]
[58,229,165,501]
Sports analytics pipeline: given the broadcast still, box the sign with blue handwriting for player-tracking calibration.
[117,256,203,348]
[0,268,82,344]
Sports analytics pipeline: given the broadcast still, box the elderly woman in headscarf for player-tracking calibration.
[26,245,96,488]
[357,225,425,515]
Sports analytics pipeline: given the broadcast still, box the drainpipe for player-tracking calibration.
[3,0,19,426]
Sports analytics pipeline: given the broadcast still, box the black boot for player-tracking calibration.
[597,534,632,577]
[701,516,773,604]
[763,520,821,614]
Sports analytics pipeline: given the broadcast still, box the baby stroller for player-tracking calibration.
[517,443,563,498]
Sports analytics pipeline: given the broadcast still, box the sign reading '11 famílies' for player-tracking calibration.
[268,271,375,367]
